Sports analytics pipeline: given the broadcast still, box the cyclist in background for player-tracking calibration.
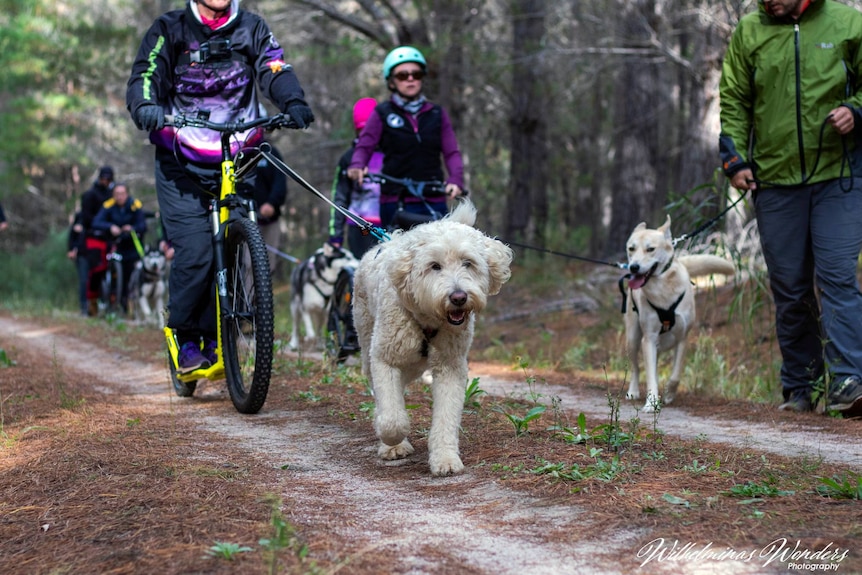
[328,97,382,258]
[126,0,314,372]
[66,209,89,316]
[79,166,115,316]
[347,46,464,229]
[92,183,148,315]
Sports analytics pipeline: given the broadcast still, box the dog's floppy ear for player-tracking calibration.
[483,237,514,295]
[388,245,414,299]
[659,215,672,240]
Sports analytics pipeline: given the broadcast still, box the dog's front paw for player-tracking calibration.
[664,380,679,405]
[378,439,414,460]
[641,394,662,413]
[626,388,641,401]
[429,451,464,476]
[375,412,411,446]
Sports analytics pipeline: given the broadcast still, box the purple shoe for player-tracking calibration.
[178,342,210,373]
[202,339,218,366]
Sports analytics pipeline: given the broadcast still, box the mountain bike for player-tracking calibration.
[98,230,146,317]
[162,112,299,414]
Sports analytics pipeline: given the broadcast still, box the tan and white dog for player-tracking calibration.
[624,215,735,412]
[353,200,513,476]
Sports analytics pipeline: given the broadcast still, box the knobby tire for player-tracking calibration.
[222,218,273,414]
[168,353,197,397]
[100,258,124,316]
[326,267,359,363]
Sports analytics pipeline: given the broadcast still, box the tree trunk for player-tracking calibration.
[607,0,660,256]
[505,0,548,242]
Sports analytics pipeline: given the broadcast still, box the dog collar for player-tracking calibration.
[661,255,674,275]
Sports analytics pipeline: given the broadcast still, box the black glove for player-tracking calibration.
[285,102,314,129]
[135,104,165,131]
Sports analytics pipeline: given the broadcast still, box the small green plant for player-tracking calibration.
[548,411,591,444]
[502,404,546,436]
[464,377,486,411]
[0,348,16,367]
[205,541,253,560]
[295,388,325,402]
[682,459,710,474]
[530,454,625,484]
[517,357,544,403]
[258,493,324,574]
[725,481,795,499]
[816,473,862,500]
[599,391,635,451]
[358,401,375,418]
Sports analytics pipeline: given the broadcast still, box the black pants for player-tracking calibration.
[154,150,255,344]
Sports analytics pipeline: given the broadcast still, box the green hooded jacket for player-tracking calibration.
[719,0,862,187]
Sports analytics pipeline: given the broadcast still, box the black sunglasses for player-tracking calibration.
[392,70,425,81]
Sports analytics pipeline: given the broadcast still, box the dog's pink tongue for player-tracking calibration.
[628,275,646,290]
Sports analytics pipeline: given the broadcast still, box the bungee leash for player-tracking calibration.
[259,144,390,244]
[747,113,854,193]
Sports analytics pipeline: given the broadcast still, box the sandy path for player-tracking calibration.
[7,316,847,574]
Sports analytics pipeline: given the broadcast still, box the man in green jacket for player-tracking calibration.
[719,0,862,416]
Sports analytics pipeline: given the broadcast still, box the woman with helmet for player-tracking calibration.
[328,97,383,258]
[346,46,464,229]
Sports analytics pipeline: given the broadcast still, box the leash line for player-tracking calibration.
[261,148,390,244]
[672,189,749,247]
[501,238,628,269]
[265,244,302,264]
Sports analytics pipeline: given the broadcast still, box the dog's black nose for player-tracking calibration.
[629,263,640,274]
[450,290,467,307]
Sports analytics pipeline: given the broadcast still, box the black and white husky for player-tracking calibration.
[288,243,359,350]
[128,247,167,328]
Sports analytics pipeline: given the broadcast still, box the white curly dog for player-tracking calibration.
[353,200,513,476]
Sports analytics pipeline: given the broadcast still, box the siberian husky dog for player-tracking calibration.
[624,215,735,412]
[288,243,359,350]
[128,246,167,328]
[353,200,513,476]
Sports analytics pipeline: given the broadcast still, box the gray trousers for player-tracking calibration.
[754,177,862,399]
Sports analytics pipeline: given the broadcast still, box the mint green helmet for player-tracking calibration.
[382,46,427,80]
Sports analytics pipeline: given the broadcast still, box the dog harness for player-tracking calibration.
[623,288,686,334]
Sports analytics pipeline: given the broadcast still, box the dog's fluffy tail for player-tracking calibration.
[447,199,477,227]
[678,255,735,278]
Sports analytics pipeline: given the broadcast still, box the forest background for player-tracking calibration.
[2,0,859,297]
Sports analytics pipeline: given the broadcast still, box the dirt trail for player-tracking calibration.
[3,316,857,574]
[474,374,862,468]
